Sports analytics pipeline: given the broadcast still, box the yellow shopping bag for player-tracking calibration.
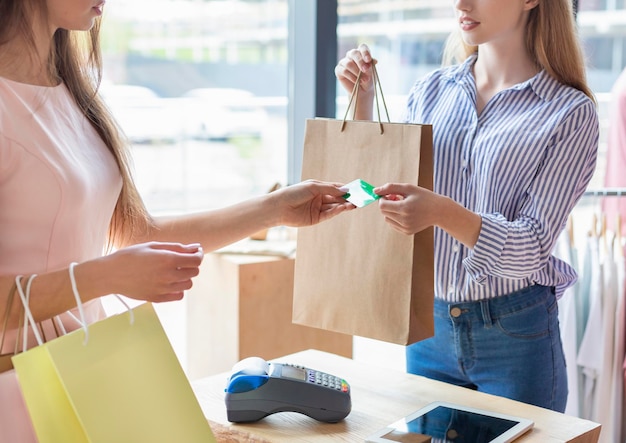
[12,297,215,443]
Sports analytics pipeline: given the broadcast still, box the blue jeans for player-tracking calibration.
[406,285,568,412]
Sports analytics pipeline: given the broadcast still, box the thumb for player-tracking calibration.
[374,183,411,197]
[150,242,203,254]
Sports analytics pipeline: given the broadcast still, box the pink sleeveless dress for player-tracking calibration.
[0,77,122,441]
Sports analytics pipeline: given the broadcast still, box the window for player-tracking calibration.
[101,0,289,216]
[336,0,623,191]
[99,0,626,375]
[99,0,290,371]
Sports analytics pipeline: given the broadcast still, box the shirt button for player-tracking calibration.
[450,307,462,318]
[462,160,468,168]
[452,244,459,253]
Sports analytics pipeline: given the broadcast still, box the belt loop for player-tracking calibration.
[480,300,493,328]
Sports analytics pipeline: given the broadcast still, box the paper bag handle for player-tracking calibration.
[13,263,136,349]
[0,282,19,357]
[66,262,136,328]
[341,62,391,134]
[15,266,84,347]
[15,274,49,348]
[1,280,68,360]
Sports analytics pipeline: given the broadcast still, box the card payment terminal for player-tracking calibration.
[224,356,351,423]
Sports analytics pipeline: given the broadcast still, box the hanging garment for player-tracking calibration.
[574,232,594,417]
[555,230,580,417]
[577,234,604,421]
[594,235,618,443]
[609,244,625,443]
[602,68,626,235]
[623,354,626,441]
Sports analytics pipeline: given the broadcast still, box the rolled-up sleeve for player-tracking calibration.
[462,100,598,285]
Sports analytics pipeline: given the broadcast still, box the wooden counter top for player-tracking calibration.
[192,349,601,442]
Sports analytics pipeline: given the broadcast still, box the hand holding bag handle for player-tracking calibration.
[0,277,44,371]
[16,271,88,350]
[12,265,215,443]
[1,276,69,373]
[294,59,435,345]
[341,62,390,133]
[15,263,135,349]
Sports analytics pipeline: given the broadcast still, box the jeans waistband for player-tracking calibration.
[434,285,555,322]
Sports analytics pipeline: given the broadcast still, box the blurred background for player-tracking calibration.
[100,0,621,216]
[98,0,625,376]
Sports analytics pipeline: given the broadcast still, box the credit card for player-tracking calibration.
[342,179,380,208]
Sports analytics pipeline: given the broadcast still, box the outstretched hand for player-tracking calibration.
[272,180,355,227]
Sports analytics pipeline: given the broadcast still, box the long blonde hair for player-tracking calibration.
[0,0,153,249]
[442,0,594,102]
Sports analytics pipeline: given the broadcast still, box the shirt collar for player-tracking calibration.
[443,53,553,101]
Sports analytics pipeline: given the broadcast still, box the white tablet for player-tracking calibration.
[366,401,534,443]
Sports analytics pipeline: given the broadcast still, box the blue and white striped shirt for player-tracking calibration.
[404,55,599,302]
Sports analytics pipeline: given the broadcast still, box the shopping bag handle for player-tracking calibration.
[16,271,89,347]
[0,282,18,357]
[15,274,49,348]
[66,262,136,328]
[11,266,135,350]
[341,62,391,134]
[1,280,67,359]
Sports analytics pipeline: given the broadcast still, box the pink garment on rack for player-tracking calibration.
[603,68,626,233]
[608,246,625,443]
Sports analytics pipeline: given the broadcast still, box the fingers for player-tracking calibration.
[149,241,202,254]
[152,291,185,303]
[335,44,376,92]
[160,247,203,282]
[358,43,372,61]
[374,183,412,198]
[344,44,373,71]
[334,61,360,85]
[147,242,203,268]
[315,181,353,198]
[150,271,197,303]
[317,202,355,223]
[382,216,413,236]
[173,265,201,280]
[114,241,205,303]
[294,179,352,198]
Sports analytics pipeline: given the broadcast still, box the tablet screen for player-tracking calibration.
[367,402,533,443]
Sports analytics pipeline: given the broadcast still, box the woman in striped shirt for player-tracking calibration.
[336,0,598,412]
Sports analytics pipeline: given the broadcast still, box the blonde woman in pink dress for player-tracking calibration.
[0,1,353,440]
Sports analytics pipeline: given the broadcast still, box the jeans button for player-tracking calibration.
[450,307,462,317]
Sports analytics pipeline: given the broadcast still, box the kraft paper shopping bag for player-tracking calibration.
[0,282,18,374]
[293,115,434,345]
[12,300,216,443]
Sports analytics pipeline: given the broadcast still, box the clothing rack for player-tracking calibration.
[583,188,626,197]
